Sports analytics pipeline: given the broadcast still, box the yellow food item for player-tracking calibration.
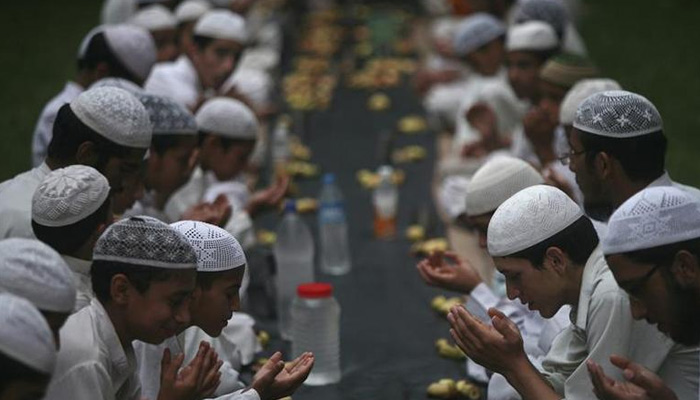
[256,230,277,246]
[431,296,463,315]
[405,224,425,242]
[398,115,428,133]
[393,145,427,163]
[456,380,481,399]
[257,330,270,348]
[435,338,466,360]
[431,295,447,311]
[296,198,319,213]
[411,238,449,256]
[285,161,319,177]
[427,379,457,398]
[356,169,405,189]
[368,93,391,111]
[289,139,311,160]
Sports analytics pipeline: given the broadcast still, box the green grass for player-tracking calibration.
[0,1,698,187]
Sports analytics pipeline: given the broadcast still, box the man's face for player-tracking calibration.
[607,253,700,346]
[467,39,505,77]
[191,268,244,337]
[147,137,198,200]
[567,129,613,221]
[101,148,147,214]
[191,39,244,90]
[151,28,180,62]
[537,80,568,127]
[507,51,543,102]
[468,213,492,249]
[493,255,568,318]
[125,269,196,344]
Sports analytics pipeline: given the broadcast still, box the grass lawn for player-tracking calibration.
[0,0,698,187]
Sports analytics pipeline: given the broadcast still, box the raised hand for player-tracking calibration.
[587,356,678,400]
[416,251,483,294]
[250,351,315,400]
[158,341,223,400]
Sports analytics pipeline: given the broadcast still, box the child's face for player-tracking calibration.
[203,140,255,182]
[507,51,543,102]
[191,268,245,337]
[191,38,244,90]
[126,270,197,344]
[467,39,505,76]
[147,137,198,199]
[152,28,179,63]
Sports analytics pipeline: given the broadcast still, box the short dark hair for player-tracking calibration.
[0,353,49,394]
[623,237,700,267]
[578,129,667,183]
[151,134,196,156]
[192,34,215,50]
[198,131,255,150]
[77,32,139,83]
[32,197,112,255]
[47,104,132,168]
[507,216,599,268]
[91,259,179,303]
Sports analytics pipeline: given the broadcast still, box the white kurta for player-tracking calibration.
[31,81,84,166]
[62,254,95,313]
[145,56,201,108]
[45,299,141,400]
[0,163,51,239]
[541,246,699,399]
[135,315,261,400]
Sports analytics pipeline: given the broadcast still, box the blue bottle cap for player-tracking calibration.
[323,173,336,185]
[284,199,296,213]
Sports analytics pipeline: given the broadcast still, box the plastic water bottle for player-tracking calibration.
[318,173,351,275]
[272,115,291,164]
[273,201,315,340]
[373,165,398,238]
[291,283,341,385]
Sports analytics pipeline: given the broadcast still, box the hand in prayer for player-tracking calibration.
[587,356,678,400]
[246,175,290,216]
[182,195,232,227]
[416,251,483,294]
[447,306,526,375]
[158,341,223,400]
[466,103,498,143]
[249,351,315,400]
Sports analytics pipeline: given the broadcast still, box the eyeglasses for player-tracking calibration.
[619,264,661,296]
[558,149,587,166]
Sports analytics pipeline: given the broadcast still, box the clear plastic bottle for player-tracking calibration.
[372,165,398,238]
[272,115,291,164]
[291,283,341,385]
[318,173,351,275]
[273,201,315,340]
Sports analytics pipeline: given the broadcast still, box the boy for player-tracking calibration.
[44,216,220,400]
[130,4,180,62]
[448,185,697,399]
[32,165,113,311]
[0,293,57,400]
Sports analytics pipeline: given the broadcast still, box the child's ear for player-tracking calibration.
[545,246,568,275]
[110,274,132,306]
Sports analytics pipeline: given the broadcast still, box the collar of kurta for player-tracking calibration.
[570,245,607,329]
[177,55,204,94]
[62,254,92,276]
[90,299,137,388]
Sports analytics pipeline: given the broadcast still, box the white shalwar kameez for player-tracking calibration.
[0,162,51,239]
[62,254,95,313]
[31,81,84,166]
[540,246,699,399]
[44,299,142,400]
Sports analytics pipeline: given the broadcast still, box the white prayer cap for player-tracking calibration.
[136,93,197,135]
[94,216,197,269]
[513,0,568,37]
[70,86,152,149]
[559,79,621,125]
[0,293,56,374]
[194,9,248,43]
[574,90,663,138]
[32,166,110,228]
[465,156,544,217]
[103,24,157,81]
[488,185,583,256]
[130,4,177,31]
[0,239,76,313]
[222,68,272,108]
[603,186,700,255]
[196,97,258,140]
[452,13,506,57]
[171,221,247,272]
[506,21,558,52]
[175,0,212,23]
[101,0,137,25]
[90,77,144,94]
[77,26,105,60]
[439,175,470,220]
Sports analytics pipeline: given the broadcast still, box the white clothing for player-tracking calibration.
[541,246,698,398]
[31,81,84,166]
[124,190,172,223]
[45,299,141,400]
[135,314,261,400]
[0,163,52,239]
[165,167,256,250]
[424,78,471,131]
[62,255,95,313]
[145,56,201,108]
